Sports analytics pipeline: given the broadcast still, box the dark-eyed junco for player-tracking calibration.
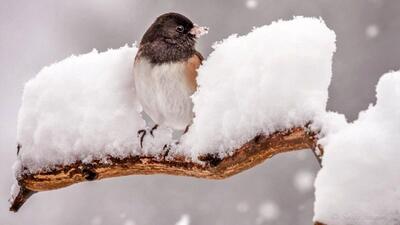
[134,12,208,146]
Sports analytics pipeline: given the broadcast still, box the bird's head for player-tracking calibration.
[140,12,208,46]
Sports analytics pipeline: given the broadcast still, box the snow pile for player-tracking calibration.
[16,45,159,174]
[181,17,336,158]
[314,71,400,225]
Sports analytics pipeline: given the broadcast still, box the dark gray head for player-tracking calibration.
[139,12,207,64]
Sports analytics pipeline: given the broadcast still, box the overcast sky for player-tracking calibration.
[1,1,399,225]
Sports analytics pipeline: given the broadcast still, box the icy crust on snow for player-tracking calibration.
[314,71,400,225]
[16,45,172,174]
[180,17,336,158]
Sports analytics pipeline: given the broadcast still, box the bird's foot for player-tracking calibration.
[137,129,146,148]
[150,124,159,137]
[183,125,190,134]
[162,144,171,160]
[17,143,21,156]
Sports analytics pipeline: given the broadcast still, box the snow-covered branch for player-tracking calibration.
[10,16,400,225]
[11,17,334,212]
[10,127,319,212]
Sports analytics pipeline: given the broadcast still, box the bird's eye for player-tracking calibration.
[176,25,184,33]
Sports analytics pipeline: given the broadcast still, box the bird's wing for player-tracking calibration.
[185,51,203,92]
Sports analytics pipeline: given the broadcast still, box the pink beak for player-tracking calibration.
[189,24,209,38]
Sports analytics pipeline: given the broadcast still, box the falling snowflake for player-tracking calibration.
[294,170,315,193]
[366,24,379,39]
[236,201,250,213]
[246,0,258,9]
[175,214,190,225]
[91,216,103,225]
[256,201,280,224]
[123,219,136,225]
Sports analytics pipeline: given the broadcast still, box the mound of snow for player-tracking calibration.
[314,71,400,225]
[16,46,148,174]
[180,17,336,158]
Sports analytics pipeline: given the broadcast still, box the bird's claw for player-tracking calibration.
[17,143,21,156]
[150,124,158,137]
[162,144,171,159]
[183,125,190,134]
[137,129,146,148]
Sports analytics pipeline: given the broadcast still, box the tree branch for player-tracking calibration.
[314,222,327,225]
[10,126,319,212]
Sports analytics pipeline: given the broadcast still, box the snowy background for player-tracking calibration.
[1,0,400,225]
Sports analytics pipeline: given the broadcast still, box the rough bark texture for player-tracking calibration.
[10,126,320,212]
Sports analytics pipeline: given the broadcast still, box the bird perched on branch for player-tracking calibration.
[134,12,208,147]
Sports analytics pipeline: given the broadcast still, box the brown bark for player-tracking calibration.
[10,126,319,212]
[314,222,327,225]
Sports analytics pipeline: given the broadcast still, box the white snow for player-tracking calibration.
[314,71,400,225]
[15,17,336,175]
[312,111,348,140]
[16,45,173,174]
[12,13,400,224]
[180,17,336,158]
[9,183,20,204]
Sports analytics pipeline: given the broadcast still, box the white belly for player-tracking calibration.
[134,59,195,130]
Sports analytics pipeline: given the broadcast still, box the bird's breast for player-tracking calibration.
[133,58,195,130]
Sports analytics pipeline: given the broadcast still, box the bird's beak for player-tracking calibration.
[189,24,209,38]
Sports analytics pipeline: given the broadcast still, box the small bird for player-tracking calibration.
[134,12,208,147]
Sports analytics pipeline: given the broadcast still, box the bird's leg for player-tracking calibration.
[17,143,21,156]
[137,129,146,148]
[183,125,190,134]
[162,144,171,160]
[150,124,158,137]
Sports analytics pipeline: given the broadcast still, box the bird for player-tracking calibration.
[133,12,208,147]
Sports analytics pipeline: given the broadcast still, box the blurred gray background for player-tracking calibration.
[1,0,399,224]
